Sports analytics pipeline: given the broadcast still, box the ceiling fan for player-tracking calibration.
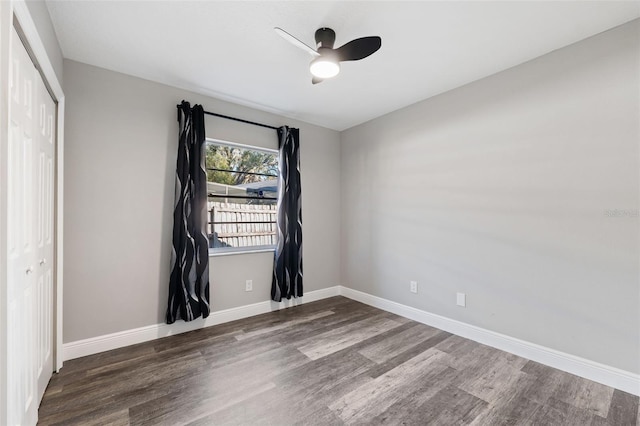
[275,27,382,84]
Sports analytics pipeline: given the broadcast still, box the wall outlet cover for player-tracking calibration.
[456,292,466,307]
[410,281,418,294]
[245,280,253,292]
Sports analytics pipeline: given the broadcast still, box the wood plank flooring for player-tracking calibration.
[38,297,639,425]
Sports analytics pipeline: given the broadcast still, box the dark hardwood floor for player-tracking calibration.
[38,297,639,425]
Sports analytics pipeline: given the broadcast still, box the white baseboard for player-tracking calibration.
[63,286,340,361]
[338,286,640,396]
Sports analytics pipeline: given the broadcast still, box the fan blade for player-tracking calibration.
[274,27,320,57]
[335,36,381,62]
[312,76,323,85]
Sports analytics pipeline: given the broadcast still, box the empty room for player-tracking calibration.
[1,0,639,425]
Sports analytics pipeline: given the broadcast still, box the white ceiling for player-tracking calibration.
[46,1,640,131]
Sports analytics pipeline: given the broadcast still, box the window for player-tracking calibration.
[206,139,279,254]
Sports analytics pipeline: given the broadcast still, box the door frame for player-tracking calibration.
[0,1,65,423]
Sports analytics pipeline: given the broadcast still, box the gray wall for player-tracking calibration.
[63,60,341,343]
[24,0,63,83]
[340,20,640,374]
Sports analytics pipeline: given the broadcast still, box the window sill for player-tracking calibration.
[209,247,275,257]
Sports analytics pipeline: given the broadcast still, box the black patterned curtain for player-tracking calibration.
[166,101,210,323]
[272,126,303,302]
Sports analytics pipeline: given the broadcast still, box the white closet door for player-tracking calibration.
[34,60,55,405]
[7,26,55,426]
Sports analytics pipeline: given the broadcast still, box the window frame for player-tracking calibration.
[205,138,279,257]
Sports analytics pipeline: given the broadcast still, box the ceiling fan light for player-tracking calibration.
[310,57,340,79]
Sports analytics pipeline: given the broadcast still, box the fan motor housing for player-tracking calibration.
[315,28,336,49]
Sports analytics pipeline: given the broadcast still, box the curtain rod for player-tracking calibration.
[204,111,279,130]
[176,104,279,130]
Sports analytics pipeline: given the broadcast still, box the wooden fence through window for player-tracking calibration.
[208,201,277,248]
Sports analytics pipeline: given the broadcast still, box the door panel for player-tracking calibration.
[7,26,56,426]
[8,26,38,426]
[35,60,55,404]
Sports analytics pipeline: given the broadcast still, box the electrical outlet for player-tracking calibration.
[245,280,253,292]
[410,281,418,294]
[456,292,466,307]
